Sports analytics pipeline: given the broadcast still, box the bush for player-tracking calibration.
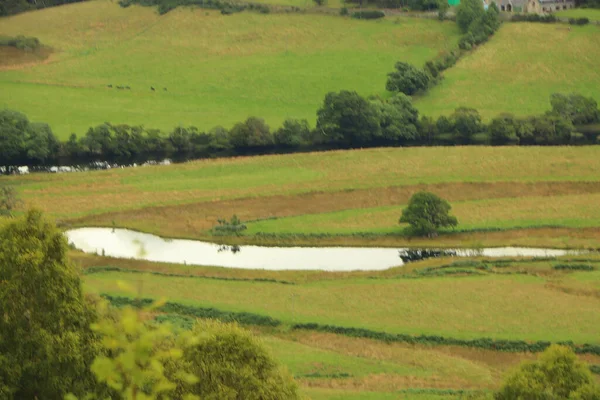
[351,10,385,19]
[495,345,600,399]
[386,61,430,95]
[569,17,590,25]
[339,6,349,15]
[0,35,41,51]
[512,13,557,23]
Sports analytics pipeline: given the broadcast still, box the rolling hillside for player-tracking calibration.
[0,0,459,138]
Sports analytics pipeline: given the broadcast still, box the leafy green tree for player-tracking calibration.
[370,94,419,143]
[550,93,600,125]
[456,0,485,33]
[437,0,449,19]
[172,320,300,400]
[0,186,21,217]
[449,107,484,144]
[386,62,430,95]
[399,191,458,237]
[0,209,102,399]
[495,345,600,400]
[489,113,519,145]
[0,109,27,174]
[274,119,310,147]
[25,122,59,166]
[229,117,273,149]
[316,90,381,147]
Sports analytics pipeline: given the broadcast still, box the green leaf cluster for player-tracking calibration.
[496,345,600,399]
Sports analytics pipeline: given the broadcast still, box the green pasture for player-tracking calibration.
[8,146,600,218]
[415,22,600,119]
[83,271,600,343]
[246,193,600,234]
[555,8,600,21]
[0,0,459,139]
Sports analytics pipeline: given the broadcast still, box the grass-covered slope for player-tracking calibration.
[415,23,600,120]
[0,0,459,138]
[7,146,600,248]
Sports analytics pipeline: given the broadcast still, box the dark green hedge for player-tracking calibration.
[85,266,295,284]
[101,294,282,327]
[291,323,600,355]
[553,263,595,271]
[351,10,385,19]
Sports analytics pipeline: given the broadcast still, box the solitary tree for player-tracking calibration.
[495,345,600,399]
[399,191,458,237]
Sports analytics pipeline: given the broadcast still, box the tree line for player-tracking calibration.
[0,0,88,16]
[1,91,599,173]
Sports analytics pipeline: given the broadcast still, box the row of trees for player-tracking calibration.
[386,0,501,97]
[0,0,88,16]
[1,92,599,172]
[0,210,300,399]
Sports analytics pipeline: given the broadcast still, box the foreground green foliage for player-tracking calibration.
[495,345,600,399]
[180,320,299,400]
[400,191,458,236]
[0,210,101,399]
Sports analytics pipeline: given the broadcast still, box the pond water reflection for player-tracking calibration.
[66,228,578,272]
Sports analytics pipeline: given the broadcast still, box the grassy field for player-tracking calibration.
[0,0,459,139]
[84,268,600,343]
[555,8,600,21]
[415,22,600,120]
[5,146,600,248]
[72,249,600,397]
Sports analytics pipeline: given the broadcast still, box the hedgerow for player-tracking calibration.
[291,323,600,354]
[102,294,282,327]
[84,266,295,284]
[553,263,595,271]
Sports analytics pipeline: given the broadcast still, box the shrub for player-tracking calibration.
[495,345,600,399]
[339,6,349,15]
[0,35,41,51]
[569,17,590,25]
[386,61,430,95]
[351,10,385,19]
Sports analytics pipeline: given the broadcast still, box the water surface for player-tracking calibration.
[66,228,576,271]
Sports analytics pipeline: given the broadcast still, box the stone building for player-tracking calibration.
[493,0,575,12]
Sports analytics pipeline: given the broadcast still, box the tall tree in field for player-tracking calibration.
[496,345,600,399]
[0,210,102,399]
[456,0,485,33]
[400,191,458,237]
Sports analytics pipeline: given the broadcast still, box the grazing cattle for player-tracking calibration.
[117,86,124,89]
[151,86,155,91]
[107,84,113,88]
